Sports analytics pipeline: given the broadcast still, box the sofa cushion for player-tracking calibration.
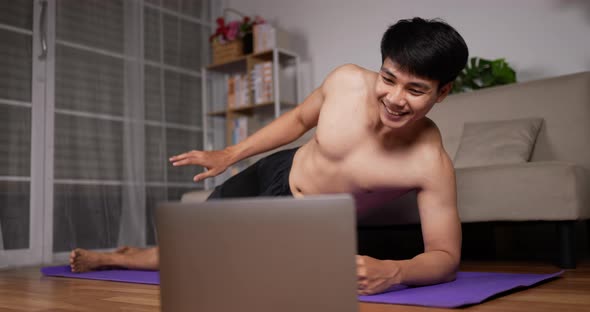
[453,118,543,168]
[454,161,590,222]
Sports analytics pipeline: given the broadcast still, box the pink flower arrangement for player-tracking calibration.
[225,20,240,41]
[210,15,266,43]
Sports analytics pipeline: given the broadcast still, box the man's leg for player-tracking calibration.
[208,147,298,199]
[68,163,261,272]
[67,162,260,272]
[207,158,261,199]
[69,246,159,272]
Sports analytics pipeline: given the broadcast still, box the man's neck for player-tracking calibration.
[374,121,420,147]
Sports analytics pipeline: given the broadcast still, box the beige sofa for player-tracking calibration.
[183,71,590,268]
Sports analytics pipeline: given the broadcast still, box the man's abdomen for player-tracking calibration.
[289,142,355,196]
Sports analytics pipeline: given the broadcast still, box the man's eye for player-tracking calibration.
[382,76,393,83]
[409,89,424,95]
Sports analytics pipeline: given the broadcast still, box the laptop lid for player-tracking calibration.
[156,194,359,312]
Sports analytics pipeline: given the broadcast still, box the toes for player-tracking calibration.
[69,250,76,261]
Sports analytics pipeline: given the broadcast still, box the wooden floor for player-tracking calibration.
[0,261,588,311]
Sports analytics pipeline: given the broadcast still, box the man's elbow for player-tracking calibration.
[443,270,458,283]
[443,251,461,282]
[431,248,460,283]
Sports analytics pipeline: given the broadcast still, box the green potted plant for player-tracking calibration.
[452,57,517,94]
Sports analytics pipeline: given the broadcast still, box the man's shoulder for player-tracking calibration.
[419,118,443,143]
[400,117,441,146]
[329,63,370,75]
[412,119,452,169]
[323,64,376,91]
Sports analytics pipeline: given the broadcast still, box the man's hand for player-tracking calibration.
[169,148,234,182]
[356,255,401,295]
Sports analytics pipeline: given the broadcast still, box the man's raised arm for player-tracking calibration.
[229,86,324,164]
[169,85,324,182]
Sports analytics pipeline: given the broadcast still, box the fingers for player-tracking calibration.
[356,255,371,295]
[168,152,188,162]
[171,158,194,167]
[169,150,199,163]
[357,282,369,295]
[170,151,203,167]
[356,255,367,279]
[193,170,215,182]
[169,149,225,182]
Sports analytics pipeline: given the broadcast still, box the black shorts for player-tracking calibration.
[206,147,299,200]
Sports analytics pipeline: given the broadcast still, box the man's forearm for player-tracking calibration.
[396,250,459,286]
[227,109,309,164]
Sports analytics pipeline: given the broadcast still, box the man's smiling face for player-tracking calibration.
[375,57,451,130]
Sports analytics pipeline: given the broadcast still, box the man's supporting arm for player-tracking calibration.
[398,148,461,286]
[356,147,461,295]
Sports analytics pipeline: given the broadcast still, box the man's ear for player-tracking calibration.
[436,82,453,103]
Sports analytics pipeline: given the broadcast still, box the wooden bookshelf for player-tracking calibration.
[202,48,300,189]
[207,101,297,117]
[206,49,296,73]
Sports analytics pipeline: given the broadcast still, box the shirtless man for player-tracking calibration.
[70,17,468,295]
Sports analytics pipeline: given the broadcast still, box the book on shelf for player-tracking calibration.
[229,116,249,176]
[251,61,273,104]
[253,24,291,52]
[226,75,235,108]
[227,74,249,108]
[232,117,248,145]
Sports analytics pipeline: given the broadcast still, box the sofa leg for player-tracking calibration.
[556,221,576,269]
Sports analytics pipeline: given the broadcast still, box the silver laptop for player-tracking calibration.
[156,194,359,312]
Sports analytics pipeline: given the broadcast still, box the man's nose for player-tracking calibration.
[385,88,406,107]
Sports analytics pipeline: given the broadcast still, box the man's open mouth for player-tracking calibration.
[383,102,409,117]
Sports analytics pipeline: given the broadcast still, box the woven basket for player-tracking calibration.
[212,40,244,65]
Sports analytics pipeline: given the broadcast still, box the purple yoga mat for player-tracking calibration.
[41,265,159,285]
[41,265,562,308]
[358,270,563,308]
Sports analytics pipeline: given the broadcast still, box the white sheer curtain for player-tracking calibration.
[52,0,212,253]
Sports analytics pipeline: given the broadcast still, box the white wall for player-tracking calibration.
[222,0,590,95]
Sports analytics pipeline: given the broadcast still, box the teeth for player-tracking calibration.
[384,104,404,116]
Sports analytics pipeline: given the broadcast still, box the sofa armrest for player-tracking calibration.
[181,189,213,203]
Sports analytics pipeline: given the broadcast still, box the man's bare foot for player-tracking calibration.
[69,248,111,273]
[69,246,159,272]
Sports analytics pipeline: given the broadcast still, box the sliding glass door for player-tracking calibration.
[0,0,215,267]
[0,0,45,267]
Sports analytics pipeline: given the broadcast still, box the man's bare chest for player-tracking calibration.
[307,133,420,192]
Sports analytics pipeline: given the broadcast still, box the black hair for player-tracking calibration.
[380,17,468,87]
